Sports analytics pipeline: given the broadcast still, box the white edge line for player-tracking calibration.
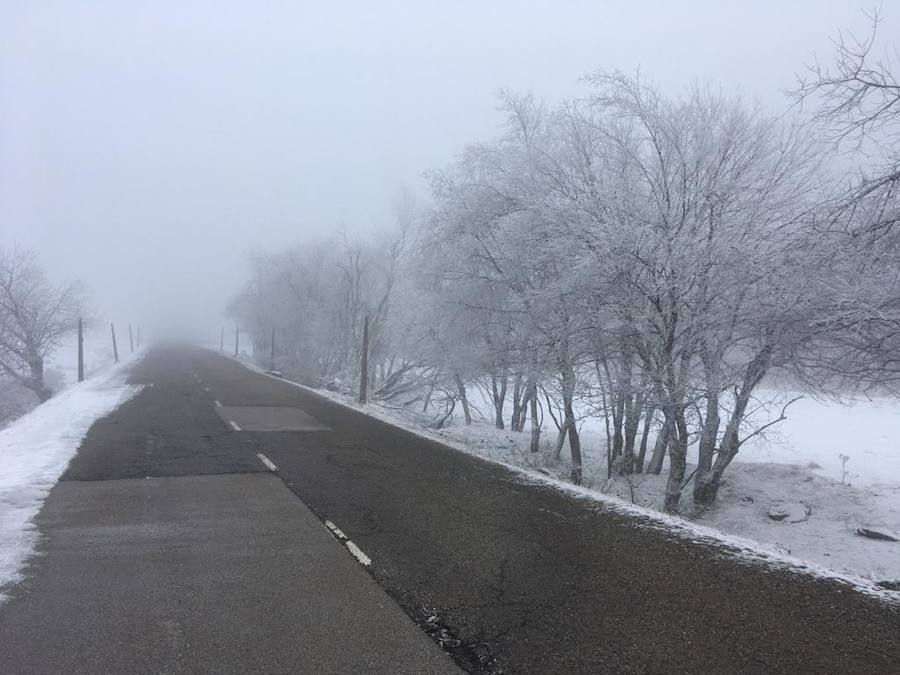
[324,520,347,540]
[214,400,222,407]
[345,541,371,566]
[256,452,277,472]
[229,420,242,432]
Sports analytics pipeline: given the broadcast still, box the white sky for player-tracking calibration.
[0,1,895,337]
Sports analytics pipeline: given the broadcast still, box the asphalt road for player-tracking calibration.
[4,345,900,674]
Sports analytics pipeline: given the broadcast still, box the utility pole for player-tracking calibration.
[77,317,84,382]
[128,323,134,353]
[358,315,369,404]
[270,327,275,371]
[234,324,239,357]
[220,326,225,352]
[136,325,141,348]
[110,322,119,363]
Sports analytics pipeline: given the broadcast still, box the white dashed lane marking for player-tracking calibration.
[256,453,278,472]
[325,520,347,540]
[228,420,242,432]
[345,541,372,567]
[324,520,371,566]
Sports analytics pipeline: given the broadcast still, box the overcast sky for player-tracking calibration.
[0,1,894,338]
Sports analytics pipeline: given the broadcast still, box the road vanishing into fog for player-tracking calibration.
[1,346,899,674]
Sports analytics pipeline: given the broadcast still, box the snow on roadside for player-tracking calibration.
[46,328,121,390]
[233,356,900,602]
[0,354,143,601]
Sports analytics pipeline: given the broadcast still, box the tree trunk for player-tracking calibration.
[554,420,568,459]
[510,372,524,431]
[663,406,689,513]
[561,363,582,485]
[491,369,507,429]
[528,380,540,453]
[645,415,670,475]
[693,387,721,504]
[422,375,437,413]
[635,406,655,474]
[611,392,625,463]
[515,382,533,432]
[621,393,641,475]
[694,346,773,506]
[27,356,52,402]
[454,373,472,425]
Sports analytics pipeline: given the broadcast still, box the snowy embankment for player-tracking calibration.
[0,354,142,600]
[0,328,121,429]
[236,357,900,599]
[433,395,900,586]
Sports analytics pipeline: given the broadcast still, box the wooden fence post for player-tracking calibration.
[128,324,134,353]
[358,315,369,404]
[77,317,84,382]
[270,327,275,371]
[220,326,225,353]
[110,322,119,363]
[234,324,239,357]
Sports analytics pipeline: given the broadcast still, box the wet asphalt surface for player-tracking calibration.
[46,347,900,672]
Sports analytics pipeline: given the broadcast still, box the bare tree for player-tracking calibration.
[0,248,85,401]
[794,9,900,237]
[793,10,900,390]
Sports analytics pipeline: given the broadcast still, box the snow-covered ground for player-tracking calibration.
[0,327,124,429]
[0,353,142,601]
[239,358,900,594]
[46,327,124,391]
[739,392,900,488]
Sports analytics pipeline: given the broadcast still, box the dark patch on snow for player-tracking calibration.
[767,502,810,523]
[875,580,900,591]
[856,527,900,542]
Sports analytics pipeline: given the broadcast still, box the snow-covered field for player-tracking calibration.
[240,357,900,592]
[0,353,142,601]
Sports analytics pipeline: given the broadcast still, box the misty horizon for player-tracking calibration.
[2,1,895,339]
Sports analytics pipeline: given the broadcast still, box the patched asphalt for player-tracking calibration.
[0,474,460,674]
[5,345,900,674]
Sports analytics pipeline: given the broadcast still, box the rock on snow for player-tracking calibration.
[856,527,900,542]
[768,502,811,523]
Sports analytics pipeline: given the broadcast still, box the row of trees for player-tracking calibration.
[230,21,900,513]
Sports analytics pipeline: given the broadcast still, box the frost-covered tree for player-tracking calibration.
[229,58,900,513]
[0,247,85,402]
[794,11,900,390]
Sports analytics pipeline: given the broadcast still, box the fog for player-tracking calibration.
[0,1,891,338]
